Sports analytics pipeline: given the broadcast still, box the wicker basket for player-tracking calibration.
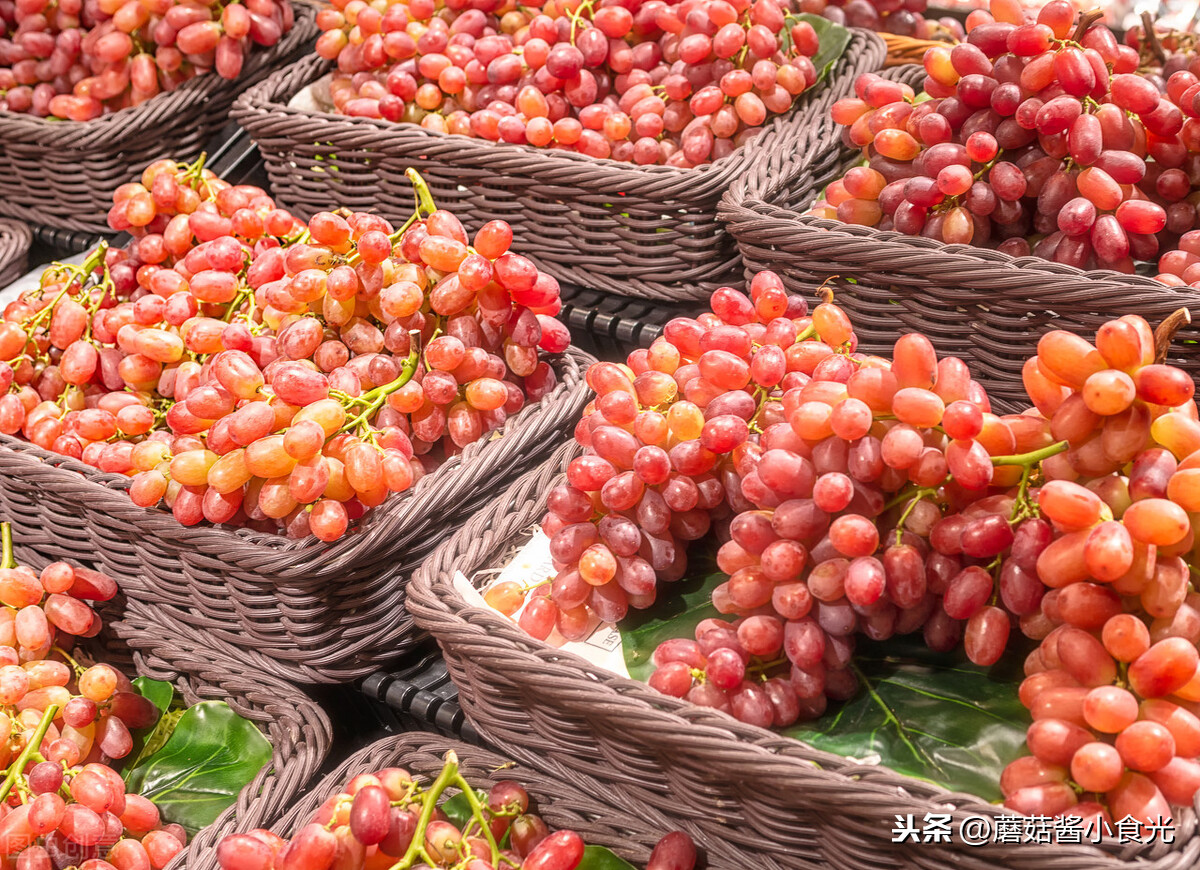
[0,5,317,235]
[230,31,886,303]
[0,219,32,288]
[408,441,1200,870]
[268,732,762,870]
[719,64,1200,414]
[3,534,332,870]
[0,348,592,684]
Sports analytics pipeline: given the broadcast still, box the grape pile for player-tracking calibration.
[509,261,1200,825]
[312,0,830,166]
[0,0,295,119]
[216,750,697,870]
[812,0,1200,276]
[0,524,186,870]
[0,155,568,542]
[1000,321,1200,826]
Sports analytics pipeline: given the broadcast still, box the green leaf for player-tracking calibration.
[132,677,174,714]
[441,789,487,830]
[619,549,721,682]
[578,845,637,870]
[121,678,175,779]
[125,701,272,835]
[796,13,853,83]
[785,635,1028,801]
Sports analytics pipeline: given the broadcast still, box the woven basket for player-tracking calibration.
[268,732,759,870]
[5,536,331,870]
[0,5,317,235]
[719,64,1200,414]
[0,348,592,684]
[0,219,32,287]
[230,31,886,303]
[408,441,1200,870]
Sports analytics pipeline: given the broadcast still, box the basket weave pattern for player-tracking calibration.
[0,349,591,683]
[230,31,886,303]
[0,6,317,234]
[719,64,1200,414]
[269,733,757,870]
[408,442,1200,870]
[0,219,32,287]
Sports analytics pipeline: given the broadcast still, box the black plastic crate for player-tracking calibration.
[558,284,698,362]
[360,644,481,745]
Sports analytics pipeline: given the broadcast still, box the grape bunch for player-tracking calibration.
[312,0,828,166]
[813,0,1200,274]
[0,524,186,870]
[644,289,1064,727]
[0,155,569,543]
[517,272,813,643]
[0,0,295,119]
[216,750,697,870]
[997,318,1200,826]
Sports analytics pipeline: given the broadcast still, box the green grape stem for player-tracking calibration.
[0,523,12,570]
[989,440,1069,468]
[337,342,421,436]
[405,168,438,219]
[388,751,502,870]
[0,703,58,802]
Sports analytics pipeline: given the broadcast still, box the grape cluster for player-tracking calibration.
[0,155,568,543]
[216,751,697,870]
[813,0,1200,274]
[0,0,294,119]
[312,0,827,166]
[999,319,1200,827]
[0,525,186,870]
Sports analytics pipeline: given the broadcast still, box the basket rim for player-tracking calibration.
[0,4,317,149]
[231,29,886,192]
[407,441,1200,870]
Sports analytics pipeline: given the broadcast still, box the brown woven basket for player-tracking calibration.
[0,348,592,684]
[0,5,317,235]
[8,538,331,870]
[268,732,755,870]
[719,64,1200,414]
[408,441,1200,870]
[0,219,32,287]
[230,31,886,303]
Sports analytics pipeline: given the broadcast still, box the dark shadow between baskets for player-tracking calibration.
[0,4,318,234]
[408,440,1200,870]
[719,64,1200,415]
[0,348,592,683]
[230,30,886,302]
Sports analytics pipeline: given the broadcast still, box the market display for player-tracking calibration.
[311,0,833,166]
[0,0,296,118]
[0,156,568,543]
[8,0,1200,858]
[811,0,1200,287]
[215,751,697,870]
